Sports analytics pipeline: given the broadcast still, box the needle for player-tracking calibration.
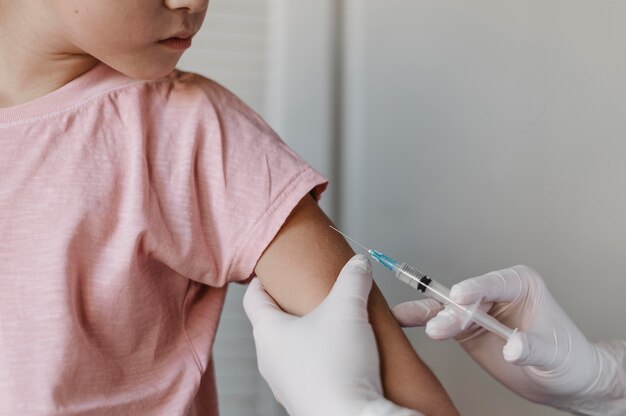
[329,225,371,252]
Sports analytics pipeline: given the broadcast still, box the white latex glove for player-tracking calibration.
[243,254,423,416]
[392,265,626,415]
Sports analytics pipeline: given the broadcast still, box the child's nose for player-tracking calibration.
[164,0,209,14]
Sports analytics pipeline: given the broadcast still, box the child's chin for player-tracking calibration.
[118,63,178,81]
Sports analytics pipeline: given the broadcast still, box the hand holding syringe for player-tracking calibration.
[330,226,517,340]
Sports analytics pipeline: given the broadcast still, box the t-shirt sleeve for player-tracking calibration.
[146,74,328,286]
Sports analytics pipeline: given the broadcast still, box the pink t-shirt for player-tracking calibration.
[0,62,327,415]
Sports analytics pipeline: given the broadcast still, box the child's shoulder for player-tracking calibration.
[151,67,269,133]
[157,68,244,110]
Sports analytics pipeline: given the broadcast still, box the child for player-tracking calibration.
[0,1,457,415]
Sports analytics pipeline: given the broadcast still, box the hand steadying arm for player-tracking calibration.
[254,195,458,416]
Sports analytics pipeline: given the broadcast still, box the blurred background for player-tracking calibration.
[179,1,626,415]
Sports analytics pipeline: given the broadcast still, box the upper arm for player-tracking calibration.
[254,194,459,416]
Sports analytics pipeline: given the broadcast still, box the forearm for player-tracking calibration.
[368,283,457,415]
[255,195,458,415]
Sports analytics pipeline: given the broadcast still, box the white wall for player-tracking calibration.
[341,1,626,415]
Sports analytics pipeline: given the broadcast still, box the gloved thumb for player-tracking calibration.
[327,254,373,298]
[503,331,557,368]
[319,254,373,320]
[243,277,287,328]
[391,299,443,327]
[449,266,529,305]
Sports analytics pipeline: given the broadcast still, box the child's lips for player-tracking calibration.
[158,35,193,50]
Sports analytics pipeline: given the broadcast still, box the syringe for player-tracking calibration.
[330,226,517,341]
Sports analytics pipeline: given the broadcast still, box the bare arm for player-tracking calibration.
[254,195,459,416]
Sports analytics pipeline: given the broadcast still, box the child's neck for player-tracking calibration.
[0,7,98,108]
[0,54,98,109]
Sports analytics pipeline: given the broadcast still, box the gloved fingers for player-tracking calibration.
[391,299,443,327]
[503,330,557,368]
[450,266,528,305]
[425,301,493,340]
[425,308,466,340]
[243,277,287,328]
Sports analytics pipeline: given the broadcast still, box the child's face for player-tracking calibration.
[46,0,209,79]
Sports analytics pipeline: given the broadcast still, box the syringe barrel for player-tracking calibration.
[395,263,451,304]
[395,262,515,340]
[424,280,454,305]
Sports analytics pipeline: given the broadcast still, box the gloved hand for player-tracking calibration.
[243,254,423,416]
[392,265,626,415]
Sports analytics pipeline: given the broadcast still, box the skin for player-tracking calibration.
[0,1,458,413]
